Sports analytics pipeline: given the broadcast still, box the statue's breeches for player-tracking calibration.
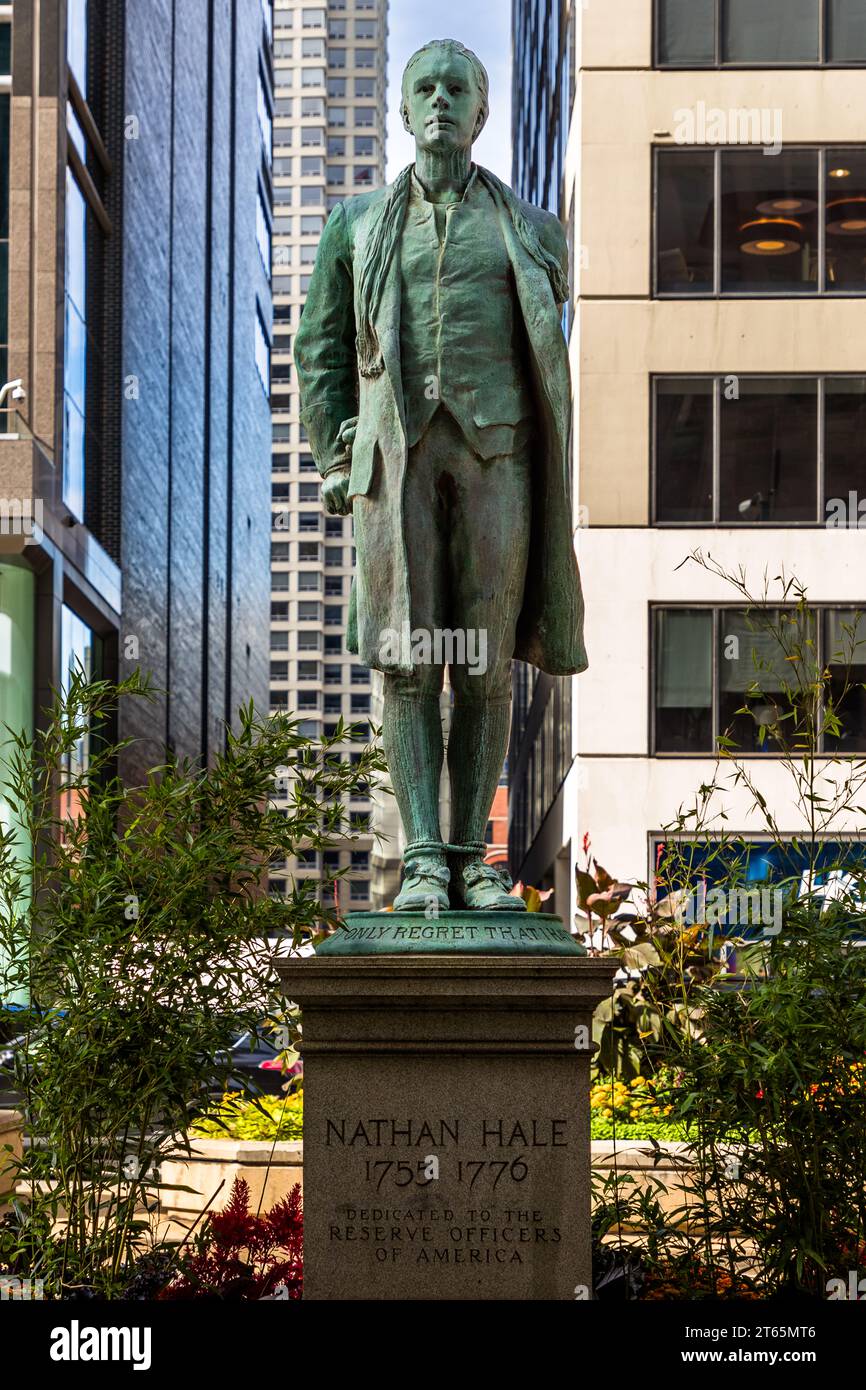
[387,408,531,703]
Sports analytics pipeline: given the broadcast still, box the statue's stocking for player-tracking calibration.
[381,685,444,849]
[447,698,510,851]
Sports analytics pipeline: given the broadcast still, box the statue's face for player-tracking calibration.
[402,50,483,156]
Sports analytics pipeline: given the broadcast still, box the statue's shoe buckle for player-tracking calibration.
[451,859,527,912]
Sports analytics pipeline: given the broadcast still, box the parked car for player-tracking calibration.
[209,1025,303,1099]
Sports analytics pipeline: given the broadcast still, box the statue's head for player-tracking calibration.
[401,40,489,158]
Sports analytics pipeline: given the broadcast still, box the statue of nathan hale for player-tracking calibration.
[295,39,587,916]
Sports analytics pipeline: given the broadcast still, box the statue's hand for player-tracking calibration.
[323,468,352,516]
[337,416,358,455]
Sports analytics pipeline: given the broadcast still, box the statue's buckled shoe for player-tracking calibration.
[393,853,450,913]
[451,858,526,912]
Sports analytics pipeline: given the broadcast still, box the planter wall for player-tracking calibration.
[0,1110,23,1208]
[157,1139,303,1238]
[156,1138,699,1238]
[591,1138,738,1233]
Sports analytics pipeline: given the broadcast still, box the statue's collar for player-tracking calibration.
[409,163,480,209]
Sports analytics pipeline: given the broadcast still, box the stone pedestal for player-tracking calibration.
[277,954,616,1301]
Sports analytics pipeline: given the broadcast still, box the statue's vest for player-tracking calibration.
[398,171,534,458]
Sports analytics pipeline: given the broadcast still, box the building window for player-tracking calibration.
[63,170,89,520]
[354,166,374,186]
[274,38,294,59]
[257,70,272,163]
[654,374,866,523]
[355,48,375,69]
[354,135,375,158]
[255,308,270,397]
[301,97,325,118]
[653,606,866,753]
[329,47,347,67]
[67,0,88,93]
[355,19,377,39]
[302,7,326,27]
[355,77,375,98]
[256,188,271,277]
[656,0,866,66]
[328,106,347,127]
[656,147,866,296]
[356,107,376,128]
[260,0,273,42]
[59,604,98,807]
[302,67,325,88]
[302,37,325,58]
[0,93,10,429]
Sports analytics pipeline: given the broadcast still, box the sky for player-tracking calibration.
[385,0,512,182]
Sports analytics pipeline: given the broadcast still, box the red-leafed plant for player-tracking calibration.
[162,1177,303,1300]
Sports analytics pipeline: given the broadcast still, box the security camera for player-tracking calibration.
[0,379,25,407]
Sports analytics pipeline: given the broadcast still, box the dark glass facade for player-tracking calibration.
[509,0,575,882]
[3,1,272,785]
[511,0,574,215]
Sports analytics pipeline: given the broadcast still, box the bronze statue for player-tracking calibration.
[295,39,586,915]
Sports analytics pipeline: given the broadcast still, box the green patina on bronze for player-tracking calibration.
[295,39,587,942]
[316,912,587,957]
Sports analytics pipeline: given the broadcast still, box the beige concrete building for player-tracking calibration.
[510,0,866,922]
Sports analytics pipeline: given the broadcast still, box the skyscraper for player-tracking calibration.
[512,0,866,922]
[0,0,272,829]
[268,0,388,907]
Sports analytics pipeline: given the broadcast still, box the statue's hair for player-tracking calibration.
[400,40,490,137]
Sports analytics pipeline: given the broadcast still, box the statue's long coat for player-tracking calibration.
[294,165,588,678]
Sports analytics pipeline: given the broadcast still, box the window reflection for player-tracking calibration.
[719,378,818,521]
[721,149,819,292]
[657,148,866,295]
[658,0,716,64]
[67,0,88,96]
[723,0,820,63]
[829,0,866,60]
[826,378,866,521]
[656,151,714,292]
[825,149,866,289]
[825,610,866,751]
[63,170,87,520]
[655,379,714,521]
[60,605,97,822]
[654,610,713,752]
